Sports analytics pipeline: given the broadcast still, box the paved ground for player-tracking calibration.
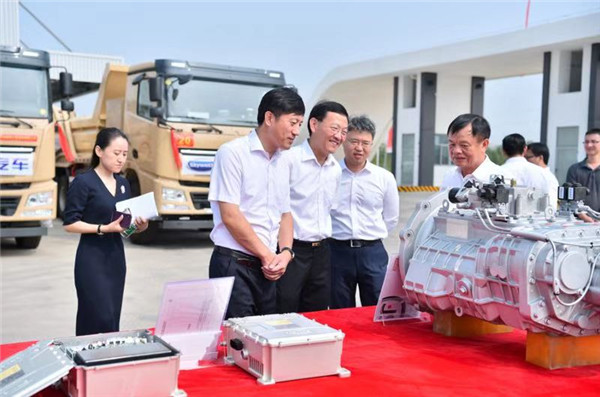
[0,192,432,344]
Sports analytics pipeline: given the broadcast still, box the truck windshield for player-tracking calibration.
[0,65,50,119]
[165,78,276,126]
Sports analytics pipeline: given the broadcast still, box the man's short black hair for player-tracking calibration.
[585,128,600,137]
[257,87,305,125]
[502,133,526,157]
[447,113,491,141]
[307,100,349,136]
[527,142,550,165]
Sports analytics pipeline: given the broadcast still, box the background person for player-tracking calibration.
[208,87,305,318]
[566,128,600,211]
[329,115,399,309]
[63,128,149,336]
[525,142,559,209]
[501,133,547,193]
[441,114,513,188]
[276,101,348,313]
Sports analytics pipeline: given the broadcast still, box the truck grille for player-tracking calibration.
[179,180,210,188]
[190,193,210,210]
[0,183,31,190]
[0,197,20,216]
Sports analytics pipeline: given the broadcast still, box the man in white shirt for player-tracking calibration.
[501,133,549,196]
[330,115,399,308]
[208,87,305,318]
[441,114,513,189]
[277,101,349,313]
[525,142,559,209]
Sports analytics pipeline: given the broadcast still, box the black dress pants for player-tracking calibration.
[209,246,276,319]
[276,240,330,313]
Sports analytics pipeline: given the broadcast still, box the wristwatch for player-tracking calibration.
[280,246,295,259]
[97,224,104,235]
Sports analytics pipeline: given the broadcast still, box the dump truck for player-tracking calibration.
[0,46,73,249]
[55,59,286,243]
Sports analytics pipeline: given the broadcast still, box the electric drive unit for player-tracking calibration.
[223,313,350,385]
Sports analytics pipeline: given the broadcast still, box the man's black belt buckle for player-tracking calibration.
[293,239,323,248]
[350,239,362,248]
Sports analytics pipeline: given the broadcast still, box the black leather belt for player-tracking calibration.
[330,238,381,248]
[214,246,262,267]
[293,239,324,248]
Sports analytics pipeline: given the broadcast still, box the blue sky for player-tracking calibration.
[17,0,600,145]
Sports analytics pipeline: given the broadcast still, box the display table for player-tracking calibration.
[2,306,599,396]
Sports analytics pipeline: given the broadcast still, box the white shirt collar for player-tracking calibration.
[341,158,374,174]
[300,139,336,166]
[249,129,281,158]
[503,156,527,165]
[467,155,494,180]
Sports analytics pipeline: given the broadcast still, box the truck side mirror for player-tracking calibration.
[59,72,73,97]
[148,77,164,102]
[149,106,163,118]
[61,99,74,112]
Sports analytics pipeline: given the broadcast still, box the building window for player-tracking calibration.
[434,134,451,165]
[401,134,415,185]
[559,50,583,93]
[555,126,579,184]
[403,75,417,108]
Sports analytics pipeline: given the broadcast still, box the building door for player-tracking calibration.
[401,134,415,185]
[555,126,579,184]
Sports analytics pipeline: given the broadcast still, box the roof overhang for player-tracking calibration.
[312,12,600,101]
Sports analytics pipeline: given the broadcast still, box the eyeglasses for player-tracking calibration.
[524,155,536,160]
[327,124,348,137]
[348,139,373,147]
[584,140,600,145]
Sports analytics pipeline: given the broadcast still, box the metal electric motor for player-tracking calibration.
[388,178,599,336]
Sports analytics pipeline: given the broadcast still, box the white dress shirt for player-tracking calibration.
[331,160,399,240]
[441,155,514,189]
[209,130,290,254]
[283,139,341,241]
[501,156,548,194]
[540,166,559,209]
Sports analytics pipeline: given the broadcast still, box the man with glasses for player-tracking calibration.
[524,142,559,209]
[500,133,548,197]
[329,115,399,309]
[276,101,349,313]
[566,128,600,211]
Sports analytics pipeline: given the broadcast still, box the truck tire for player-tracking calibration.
[56,172,69,219]
[15,236,42,249]
[129,221,159,245]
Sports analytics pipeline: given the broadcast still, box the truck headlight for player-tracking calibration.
[22,209,53,217]
[26,191,53,207]
[162,204,190,211]
[162,188,186,202]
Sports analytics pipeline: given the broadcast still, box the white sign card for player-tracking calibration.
[155,277,235,370]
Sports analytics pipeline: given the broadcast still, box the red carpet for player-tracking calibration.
[2,306,599,396]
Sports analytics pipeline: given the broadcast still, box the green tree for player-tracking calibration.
[486,145,506,165]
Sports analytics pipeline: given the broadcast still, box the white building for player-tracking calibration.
[312,13,600,186]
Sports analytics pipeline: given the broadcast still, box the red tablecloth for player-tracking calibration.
[2,306,599,396]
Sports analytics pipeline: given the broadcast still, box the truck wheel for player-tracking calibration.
[15,236,42,249]
[56,173,69,219]
[129,221,159,245]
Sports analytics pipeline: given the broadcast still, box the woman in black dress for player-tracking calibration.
[63,128,148,336]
